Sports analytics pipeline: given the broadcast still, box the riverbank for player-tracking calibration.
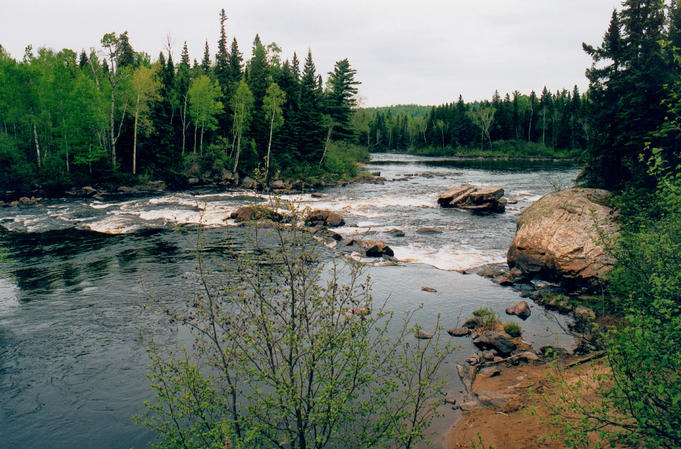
[443,352,613,449]
[405,140,579,160]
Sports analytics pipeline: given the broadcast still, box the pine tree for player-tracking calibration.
[228,38,242,85]
[325,58,360,142]
[581,1,669,188]
[201,41,211,74]
[297,50,324,161]
[215,9,230,91]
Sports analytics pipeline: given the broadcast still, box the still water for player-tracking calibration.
[0,154,578,449]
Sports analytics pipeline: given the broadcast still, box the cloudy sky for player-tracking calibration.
[2,0,620,106]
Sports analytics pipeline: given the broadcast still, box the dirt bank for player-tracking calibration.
[442,355,612,449]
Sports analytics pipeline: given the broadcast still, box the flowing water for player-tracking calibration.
[0,154,579,449]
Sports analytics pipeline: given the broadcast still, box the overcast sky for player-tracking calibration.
[2,0,621,106]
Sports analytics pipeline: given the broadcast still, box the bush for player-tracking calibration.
[548,175,681,449]
[472,307,499,330]
[503,322,521,338]
[137,202,454,449]
[322,140,369,179]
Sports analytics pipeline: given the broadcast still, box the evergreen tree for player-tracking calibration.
[297,50,324,161]
[581,1,669,189]
[201,41,211,74]
[215,9,230,89]
[325,58,360,141]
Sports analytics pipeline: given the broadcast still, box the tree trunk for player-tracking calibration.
[265,110,275,183]
[62,118,70,173]
[193,122,198,153]
[33,121,41,169]
[110,86,116,168]
[230,113,238,159]
[181,94,188,156]
[233,132,241,175]
[319,125,333,167]
[200,124,205,155]
[133,93,140,175]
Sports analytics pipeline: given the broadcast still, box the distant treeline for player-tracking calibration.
[0,10,364,192]
[359,88,587,156]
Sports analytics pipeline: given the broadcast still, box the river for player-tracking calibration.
[0,154,579,449]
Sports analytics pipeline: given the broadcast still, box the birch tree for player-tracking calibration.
[262,82,285,183]
[130,64,160,174]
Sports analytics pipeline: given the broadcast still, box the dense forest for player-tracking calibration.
[0,10,366,193]
[361,88,587,157]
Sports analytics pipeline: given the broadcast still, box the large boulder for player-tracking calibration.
[507,188,618,290]
[438,185,506,213]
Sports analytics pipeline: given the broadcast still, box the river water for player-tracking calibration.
[0,154,579,449]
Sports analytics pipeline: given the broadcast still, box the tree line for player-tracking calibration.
[0,9,364,193]
[359,87,588,156]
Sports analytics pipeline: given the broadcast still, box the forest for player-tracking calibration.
[360,87,587,158]
[2,1,681,448]
[0,10,366,193]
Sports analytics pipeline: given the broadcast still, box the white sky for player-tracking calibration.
[2,0,621,107]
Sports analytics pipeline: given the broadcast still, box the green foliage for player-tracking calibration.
[472,307,499,330]
[407,140,577,159]
[0,13,369,192]
[361,88,586,154]
[322,141,369,179]
[503,322,521,338]
[137,205,454,449]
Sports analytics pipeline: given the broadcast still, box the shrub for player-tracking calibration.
[472,307,499,330]
[137,202,454,449]
[503,322,521,338]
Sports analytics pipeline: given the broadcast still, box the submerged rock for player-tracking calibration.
[414,330,434,339]
[448,327,472,337]
[507,188,618,290]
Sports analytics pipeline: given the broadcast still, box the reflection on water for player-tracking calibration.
[0,154,579,449]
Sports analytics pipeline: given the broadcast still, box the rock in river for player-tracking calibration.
[437,184,507,213]
[306,209,345,228]
[472,330,517,355]
[505,300,531,320]
[507,188,618,290]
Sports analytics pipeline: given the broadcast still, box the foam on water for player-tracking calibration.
[392,244,506,272]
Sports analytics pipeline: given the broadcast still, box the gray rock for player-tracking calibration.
[472,330,517,355]
[270,180,285,189]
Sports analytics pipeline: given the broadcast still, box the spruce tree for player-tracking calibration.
[325,58,360,141]
[227,38,242,85]
[297,50,324,161]
[215,9,230,88]
[582,1,669,189]
[201,41,211,74]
